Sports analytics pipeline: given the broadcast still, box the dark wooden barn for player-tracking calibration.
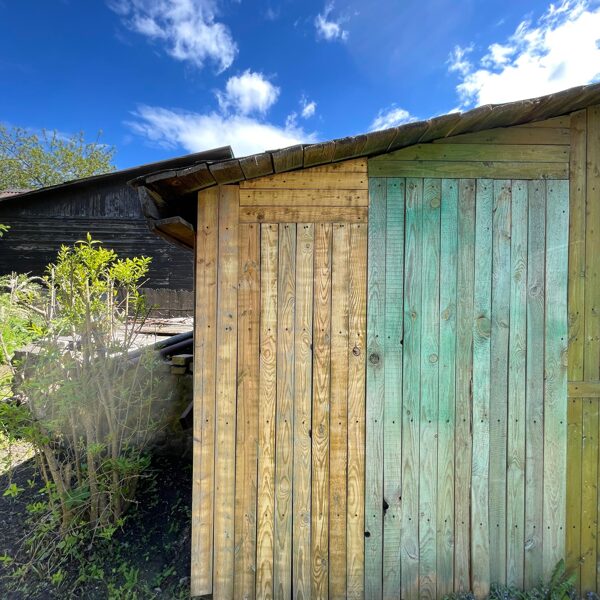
[0,146,232,314]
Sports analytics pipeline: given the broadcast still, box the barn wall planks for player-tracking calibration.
[366,175,569,598]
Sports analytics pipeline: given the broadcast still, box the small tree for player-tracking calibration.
[0,125,115,189]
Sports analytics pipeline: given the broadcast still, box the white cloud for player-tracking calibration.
[216,70,280,115]
[300,96,317,119]
[127,106,317,157]
[449,0,600,107]
[108,0,237,72]
[370,105,416,131]
[315,2,349,41]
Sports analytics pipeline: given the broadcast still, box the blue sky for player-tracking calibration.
[1,0,599,169]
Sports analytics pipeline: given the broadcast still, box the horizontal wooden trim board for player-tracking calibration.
[568,381,600,398]
[529,115,571,127]
[381,143,568,163]
[239,206,368,223]
[240,171,368,190]
[240,189,368,207]
[368,160,569,179]
[435,127,570,146]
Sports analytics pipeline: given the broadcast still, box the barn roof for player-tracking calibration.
[131,81,600,207]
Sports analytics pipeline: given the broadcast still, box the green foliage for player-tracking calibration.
[0,224,8,237]
[0,125,115,189]
[443,560,576,600]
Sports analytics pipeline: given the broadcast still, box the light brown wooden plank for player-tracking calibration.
[312,223,332,600]
[568,381,600,397]
[293,224,314,600]
[239,189,368,207]
[568,110,587,383]
[369,160,568,180]
[382,143,568,163]
[239,206,367,224]
[329,223,350,600]
[213,185,239,600]
[274,224,296,600]
[529,115,571,128]
[234,223,260,600]
[347,223,367,600]
[191,188,219,598]
[302,158,367,173]
[256,224,279,600]
[435,127,570,146]
[241,171,368,190]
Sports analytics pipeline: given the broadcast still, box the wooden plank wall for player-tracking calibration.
[192,161,368,600]
[366,174,569,598]
[566,105,600,595]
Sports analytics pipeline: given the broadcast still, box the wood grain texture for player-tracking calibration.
[240,189,368,207]
[191,188,219,597]
[419,178,441,600]
[471,179,492,598]
[437,179,457,598]
[239,206,367,224]
[542,179,569,579]
[365,178,386,600]
[382,178,404,600]
[524,180,546,588]
[347,223,367,600]
[435,126,570,146]
[274,224,296,600]
[311,223,332,600]
[213,186,239,600]
[329,224,350,600]
[241,171,367,190]
[234,223,260,600]
[401,178,423,600]
[506,181,527,589]
[293,224,314,600]
[568,381,600,397]
[454,179,475,593]
[256,224,279,600]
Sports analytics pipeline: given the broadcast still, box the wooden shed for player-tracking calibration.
[133,82,600,599]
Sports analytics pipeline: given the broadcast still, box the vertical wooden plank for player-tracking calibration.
[566,398,582,595]
[330,223,350,600]
[293,224,314,600]
[383,178,404,599]
[213,186,239,600]
[454,179,475,593]
[191,189,219,598]
[568,109,586,383]
[312,223,332,600]
[585,106,600,383]
[365,178,386,599]
[419,178,441,600]
[401,178,423,600]
[506,181,527,589]
[471,178,492,598]
[524,180,546,587]
[580,398,598,593]
[234,223,261,600]
[274,224,296,600]
[347,223,368,600]
[489,180,511,586]
[437,179,457,598]
[543,179,569,579]
[256,224,279,600]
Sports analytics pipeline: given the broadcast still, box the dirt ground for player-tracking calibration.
[0,451,193,599]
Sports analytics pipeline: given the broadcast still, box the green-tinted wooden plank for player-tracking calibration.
[454,179,476,593]
[506,181,528,589]
[524,180,546,587]
[489,180,511,586]
[542,179,569,579]
[580,399,598,593]
[437,179,457,598]
[401,178,423,600]
[566,398,582,596]
[471,178,493,598]
[383,178,404,598]
[419,178,441,600]
[366,177,386,599]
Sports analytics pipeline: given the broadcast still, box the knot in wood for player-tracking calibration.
[352,345,361,356]
[369,352,380,365]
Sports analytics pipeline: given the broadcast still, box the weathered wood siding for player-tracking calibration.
[566,106,600,595]
[0,178,193,290]
[191,162,368,600]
